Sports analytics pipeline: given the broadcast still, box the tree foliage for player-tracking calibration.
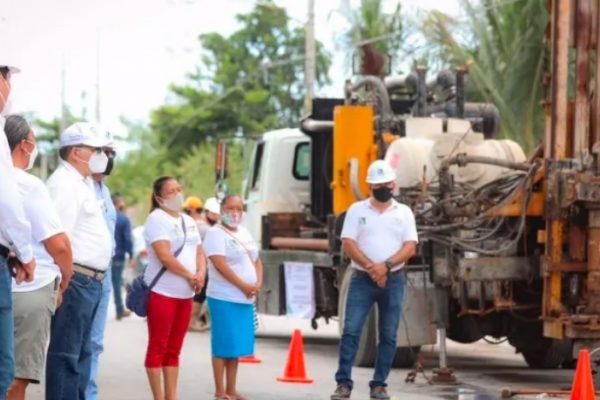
[151,0,331,160]
[422,0,548,151]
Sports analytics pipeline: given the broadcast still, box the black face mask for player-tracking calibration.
[372,186,393,203]
[207,217,218,226]
[104,156,114,175]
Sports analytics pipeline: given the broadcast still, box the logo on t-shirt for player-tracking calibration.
[359,217,366,225]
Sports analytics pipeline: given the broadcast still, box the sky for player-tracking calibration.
[0,0,460,139]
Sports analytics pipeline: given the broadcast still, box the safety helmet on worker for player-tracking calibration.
[366,160,396,184]
[183,196,203,211]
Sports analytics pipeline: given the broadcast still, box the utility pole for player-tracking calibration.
[303,0,315,115]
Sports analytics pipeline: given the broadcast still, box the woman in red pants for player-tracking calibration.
[143,176,206,400]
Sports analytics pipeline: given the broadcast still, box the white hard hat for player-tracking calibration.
[60,122,112,148]
[204,197,220,215]
[366,160,396,184]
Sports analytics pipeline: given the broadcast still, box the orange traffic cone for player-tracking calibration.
[571,349,596,400]
[239,354,262,364]
[277,329,313,384]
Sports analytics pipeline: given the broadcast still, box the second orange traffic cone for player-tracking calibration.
[277,329,313,384]
[571,349,596,400]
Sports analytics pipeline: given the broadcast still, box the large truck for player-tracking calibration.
[239,1,600,376]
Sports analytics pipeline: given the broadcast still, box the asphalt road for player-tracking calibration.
[25,310,577,400]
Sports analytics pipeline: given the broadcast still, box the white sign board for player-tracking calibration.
[284,262,315,319]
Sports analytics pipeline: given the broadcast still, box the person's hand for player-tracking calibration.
[186,272,198,289]
[20,259,36,283]
[56,290,64,309]
[193,271,205,294]
[239,282,257,298]
[368,262,387,283]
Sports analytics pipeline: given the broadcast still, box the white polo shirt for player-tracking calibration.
[341,199,418,272]
[46,161,112,271]
[12,169,63,292]
[0,115,34,263]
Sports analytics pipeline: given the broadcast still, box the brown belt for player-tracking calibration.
[73,264,106,281]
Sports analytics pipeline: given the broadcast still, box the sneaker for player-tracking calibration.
[370,386,390,400]
[116,310,131,321]
[330,383,351,400]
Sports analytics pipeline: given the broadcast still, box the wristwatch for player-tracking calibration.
[384,260,394,276]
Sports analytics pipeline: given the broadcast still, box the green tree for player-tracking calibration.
[152,1,331,160]
[422,0,548,151]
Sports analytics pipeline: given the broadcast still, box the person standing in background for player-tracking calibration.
[0,61,36,400]
[45,122,113,400]
[111,194,133,320]
[86,130,118,400]
[189,196,221,332]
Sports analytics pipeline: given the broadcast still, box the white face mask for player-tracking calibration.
[160,193,184,212]
[25,145,38,171]
[88,151,108,174]
[222,212,243,228]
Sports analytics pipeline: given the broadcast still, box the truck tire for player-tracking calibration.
[393,346,421,368]
[521,339,571,369]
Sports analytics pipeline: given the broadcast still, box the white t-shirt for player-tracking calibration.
[341,199,418,272]
[203,225,258,304]
[143,209,201,299]
[12,169,63,292]
[46,161,112,270]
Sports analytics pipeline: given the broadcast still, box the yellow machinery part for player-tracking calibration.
[332,105,377,215]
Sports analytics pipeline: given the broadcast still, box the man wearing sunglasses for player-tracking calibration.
[0,62,35,400]
[45,122,113,400]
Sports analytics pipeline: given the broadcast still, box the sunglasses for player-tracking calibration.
[77,145,103,154]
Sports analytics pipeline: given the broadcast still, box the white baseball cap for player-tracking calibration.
[366,160,396,184]
[60,122,111,148]
[204,197,220,215]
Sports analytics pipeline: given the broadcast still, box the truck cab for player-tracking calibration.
[243,128,310,241]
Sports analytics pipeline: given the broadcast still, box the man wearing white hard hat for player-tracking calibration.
[0,62,36,400]
[45,122,113,400]
[331,160,418,400]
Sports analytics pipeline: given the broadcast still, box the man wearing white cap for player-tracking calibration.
[331,160,418,400]
[45,122,113,400]
[0,62,36,400]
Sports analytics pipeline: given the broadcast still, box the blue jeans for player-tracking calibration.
[335,270,406,390]
[111,260,125,316]
[46,272,103,400]
[86,268,112,400]
[0,258,14,399]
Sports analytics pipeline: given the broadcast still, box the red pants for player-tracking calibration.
[145,291,193,368]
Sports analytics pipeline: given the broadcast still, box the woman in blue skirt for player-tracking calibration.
[203,195,263,400]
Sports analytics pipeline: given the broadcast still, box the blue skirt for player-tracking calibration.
[207,297,255,358]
